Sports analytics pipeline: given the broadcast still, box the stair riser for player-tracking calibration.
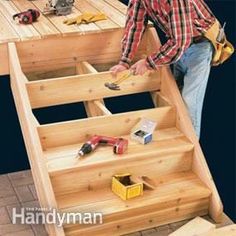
[17,29,147,74]
[51,152,193,197]
[39,107,176,149]
[26,70,161,109]
[64,199,209,235]
[64,196,210,229]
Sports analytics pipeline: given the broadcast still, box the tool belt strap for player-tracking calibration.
[204,20,234,66]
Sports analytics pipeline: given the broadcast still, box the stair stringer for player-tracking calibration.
[8,42,66,236]
[147,28,223,222]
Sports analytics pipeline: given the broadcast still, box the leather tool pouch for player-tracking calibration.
[204,20,234,66]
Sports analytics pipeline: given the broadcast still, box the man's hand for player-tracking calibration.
[131,59,150,75]
[110,64,127,76]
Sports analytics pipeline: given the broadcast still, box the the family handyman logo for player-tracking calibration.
[12,207,103,227]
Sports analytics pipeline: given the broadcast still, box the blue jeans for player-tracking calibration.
[173,41,213,138]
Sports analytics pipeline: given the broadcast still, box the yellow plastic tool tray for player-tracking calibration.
[112,173,143,200]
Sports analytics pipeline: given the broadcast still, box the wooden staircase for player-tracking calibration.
[8,25,223,235]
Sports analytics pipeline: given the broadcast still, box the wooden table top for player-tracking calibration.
[0,0,127,44]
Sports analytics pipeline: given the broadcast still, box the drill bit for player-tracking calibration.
[75,151,83,159]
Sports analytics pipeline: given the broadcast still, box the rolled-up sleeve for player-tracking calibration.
[120,0,148,68]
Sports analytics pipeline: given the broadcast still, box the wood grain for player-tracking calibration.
[0,1,41,41]
[26,70,161,108]
[38,106,176,149]
[12,0,60,37]
[76,62,107,117]
[169,217,215,236]
[197,225,236,236]
[8,43,65,236]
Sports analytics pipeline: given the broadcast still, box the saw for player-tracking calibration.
[43,0,74,16]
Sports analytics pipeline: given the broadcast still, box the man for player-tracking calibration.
[110,0,216,138]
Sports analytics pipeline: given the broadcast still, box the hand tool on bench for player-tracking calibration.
[105,70,134,91]
[43,0,74,16]
[13,9,40,24]
[76,135,128,159]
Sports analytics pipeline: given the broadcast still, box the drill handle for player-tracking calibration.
[98,136,117,145]
[12,13,21,20]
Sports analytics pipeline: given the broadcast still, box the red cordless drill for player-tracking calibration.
[13,9,40,24]
[76,135,128,158]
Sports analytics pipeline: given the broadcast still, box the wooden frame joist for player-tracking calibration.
[76,61,109,117]
[93,100,112,116]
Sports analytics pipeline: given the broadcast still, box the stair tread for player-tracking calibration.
[58,171,211,219]
[46,128,194,175]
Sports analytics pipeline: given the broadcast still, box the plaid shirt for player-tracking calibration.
[120,0,215,69]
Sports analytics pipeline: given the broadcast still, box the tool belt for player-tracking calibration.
[192,36,209,44]
[204,20,234,66]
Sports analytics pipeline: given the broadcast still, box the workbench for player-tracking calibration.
[0,0,224,235]
[0,0,130,75]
